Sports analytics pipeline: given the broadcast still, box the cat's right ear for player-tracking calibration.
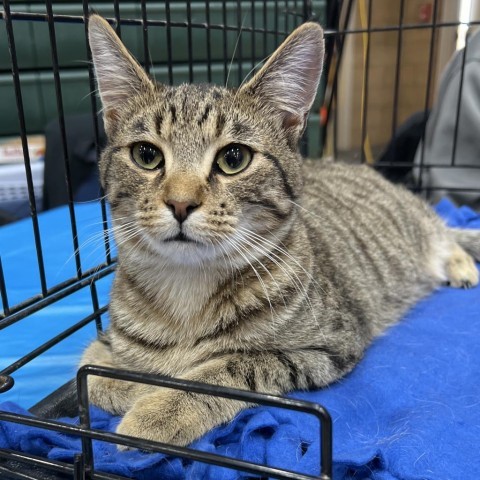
[239,22,324,139]
[88,15,154,132]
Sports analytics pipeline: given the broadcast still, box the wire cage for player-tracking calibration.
[0,0,479,479]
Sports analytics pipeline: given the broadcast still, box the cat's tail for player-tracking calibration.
[450,228,480,261]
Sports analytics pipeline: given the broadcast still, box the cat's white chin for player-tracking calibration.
[161,241,219,266]
[137,232,222,267]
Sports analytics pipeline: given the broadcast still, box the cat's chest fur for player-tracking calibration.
[112,262,221,338]
[109,261,289,353]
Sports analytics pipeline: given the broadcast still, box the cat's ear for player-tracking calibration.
[240,22,324,136]
[88,15,154,131]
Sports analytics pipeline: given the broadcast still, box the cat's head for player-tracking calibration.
[88,15,324,268]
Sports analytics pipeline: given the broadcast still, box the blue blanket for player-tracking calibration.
[1,199,480,479]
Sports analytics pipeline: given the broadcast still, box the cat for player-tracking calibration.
[80,14,480,448]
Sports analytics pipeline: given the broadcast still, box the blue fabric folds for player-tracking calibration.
[1,198,480,479]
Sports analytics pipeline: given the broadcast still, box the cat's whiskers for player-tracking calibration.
[239,225,326,296]
[115,225,145,255]
[229,230,294,331]
[91,226,138,266]
[229,54,270,110]
[58,220,134,274]
[209,233,239,281]
[84,220,141,264]
[241,222,327,300]
[231,236,286,335]
[241,226,327,326]
[225,14,248,88]
[81,88,101,103]
[287,199,323,222]
[235,235,289,313]
[73,215,130,244]
[73,194,109,205]
[238,231,317,319]
[237,55,269,91]
[85,222,137,279]
[222,236,276,324]
[237,228,316,320]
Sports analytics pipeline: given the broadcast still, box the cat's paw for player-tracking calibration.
[81,340,143,415]
[115,390,214,450]
[446,246,479,289]
[86,372,152,416]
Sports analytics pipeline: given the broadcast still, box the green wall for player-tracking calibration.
[0,1,325,156]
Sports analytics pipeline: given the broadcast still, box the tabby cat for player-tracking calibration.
[81,14,480,447]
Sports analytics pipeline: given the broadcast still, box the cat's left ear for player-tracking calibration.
[88,15,154,132]
[240,22,324,137]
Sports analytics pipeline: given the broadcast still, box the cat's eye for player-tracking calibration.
[215,144,252,175]
[131,142,164,170]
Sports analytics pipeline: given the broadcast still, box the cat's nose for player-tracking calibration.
[165,199,200,223]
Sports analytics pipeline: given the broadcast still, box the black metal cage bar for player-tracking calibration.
[82,0,112,267]
[2,0,48,297]
[74,365,333,480]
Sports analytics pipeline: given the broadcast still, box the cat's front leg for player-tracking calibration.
[116,353,268,447]
[116,384,243,448]
[115,348,351,447]
[80,339,153,415]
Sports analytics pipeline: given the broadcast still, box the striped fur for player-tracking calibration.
[81,15,480,447]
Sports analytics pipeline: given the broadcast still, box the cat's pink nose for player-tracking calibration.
[165,199,200,223]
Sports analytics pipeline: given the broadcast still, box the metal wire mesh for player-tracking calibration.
[1,0,479,478]
[0,2,334,478]
[322,0,480,206]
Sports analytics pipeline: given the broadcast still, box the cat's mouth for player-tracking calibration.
[164,232,201,244]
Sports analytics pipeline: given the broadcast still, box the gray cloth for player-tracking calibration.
[414,30,480,209]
